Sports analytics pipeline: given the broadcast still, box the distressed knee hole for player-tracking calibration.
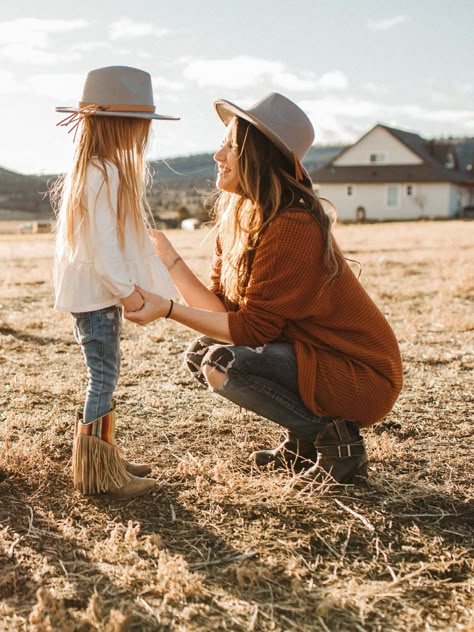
[202,345,235,391]
[202,364,226,389]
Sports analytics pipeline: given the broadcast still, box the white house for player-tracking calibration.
[312,124,474,222]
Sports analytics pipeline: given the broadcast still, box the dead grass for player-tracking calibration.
[0,221,473,631]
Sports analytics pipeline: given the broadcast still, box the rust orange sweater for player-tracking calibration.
[209,210,403,427]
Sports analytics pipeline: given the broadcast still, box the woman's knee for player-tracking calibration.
[201,344,236,390]
[184,336,223,385]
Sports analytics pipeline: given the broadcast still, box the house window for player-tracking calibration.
[386,185,399,207]
[407,185,413,196]
[347,185,353,196]
[370,152,386,163]
[445,152,455,169]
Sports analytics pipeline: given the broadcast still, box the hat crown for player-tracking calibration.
[81,66,154,107]
[247,93,314,160]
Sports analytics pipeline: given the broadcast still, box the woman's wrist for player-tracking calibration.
[167,255,182,272]
[165,299,174,318]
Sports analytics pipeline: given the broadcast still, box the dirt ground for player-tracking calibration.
[0,221,473,631]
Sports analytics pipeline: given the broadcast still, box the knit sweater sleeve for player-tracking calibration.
[87,162,135,299]
[228,212,328,345]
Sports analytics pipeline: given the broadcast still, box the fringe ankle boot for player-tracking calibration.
[73,407,156,498]
[75,406,152,478]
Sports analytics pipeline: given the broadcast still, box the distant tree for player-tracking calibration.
[177,206,191,222]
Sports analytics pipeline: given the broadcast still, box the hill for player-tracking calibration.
[150,144,346,189]
[0,144,347,220]
[0,167,53,218]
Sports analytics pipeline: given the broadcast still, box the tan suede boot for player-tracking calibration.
[75,407,152,478]
[251,431,317,470]
[303,418,368,484]
[73,407,156,497]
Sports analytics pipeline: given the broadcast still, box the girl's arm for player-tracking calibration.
[124,286,232,342]
[149,229,226,313]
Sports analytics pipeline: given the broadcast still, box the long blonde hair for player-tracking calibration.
[52,115,152,252]
[214,117,341,305]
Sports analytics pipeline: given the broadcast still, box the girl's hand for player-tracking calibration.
[124,286,171,326]
[121,289,145,312]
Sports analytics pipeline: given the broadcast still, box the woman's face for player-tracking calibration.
[214,122,240,193]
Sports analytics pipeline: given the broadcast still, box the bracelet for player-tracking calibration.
[165,299,174,319]
[167,256,182,272]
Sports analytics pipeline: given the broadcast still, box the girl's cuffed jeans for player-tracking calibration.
[71,305,122,423]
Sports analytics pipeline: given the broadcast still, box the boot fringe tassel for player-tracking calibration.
[73,433,132,495]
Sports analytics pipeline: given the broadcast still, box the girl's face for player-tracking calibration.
[214,122,240,193]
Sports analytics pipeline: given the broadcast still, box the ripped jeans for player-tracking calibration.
[185,336,332,441]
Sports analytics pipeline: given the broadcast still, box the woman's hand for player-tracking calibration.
[124,286,171,326]
[148,229,178,265]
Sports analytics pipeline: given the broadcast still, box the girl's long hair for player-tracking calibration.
[214,117,341,305]
[51,115,152,253]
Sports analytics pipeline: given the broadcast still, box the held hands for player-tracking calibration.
[121,289,145,312]
[124,285,171,326]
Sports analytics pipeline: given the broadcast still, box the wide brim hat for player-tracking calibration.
[214,92,314,164]
[56,65,179,120]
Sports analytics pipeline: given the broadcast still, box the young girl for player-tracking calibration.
[53,66,179,498]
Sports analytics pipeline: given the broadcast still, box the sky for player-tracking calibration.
[0,0,473,175]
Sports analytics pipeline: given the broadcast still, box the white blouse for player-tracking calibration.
[54,161,177,313]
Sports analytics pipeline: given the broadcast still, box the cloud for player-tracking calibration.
[368,15,409,31]
[316,71,348,91]
[182,56,283,89]
[300,95,474,144]
[0,70,24,95]
[181,56,348,92]
[152,77,184,92]
[0,18,87,64]
[27,73,86,100]
[109,18,170,40]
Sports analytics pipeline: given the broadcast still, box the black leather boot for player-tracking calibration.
[303,418,368,484]
[251,431,318,470]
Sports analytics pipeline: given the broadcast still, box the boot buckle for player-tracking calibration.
[337,445,352,458]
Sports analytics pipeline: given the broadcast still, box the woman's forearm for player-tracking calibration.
[166,255,226,312]
[169,301,232,342]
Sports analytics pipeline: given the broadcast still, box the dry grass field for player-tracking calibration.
[0,220,473,631]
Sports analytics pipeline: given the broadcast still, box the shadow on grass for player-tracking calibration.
[0,452,473,631]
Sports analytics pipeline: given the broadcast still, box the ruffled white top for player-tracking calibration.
[54,160,177,313]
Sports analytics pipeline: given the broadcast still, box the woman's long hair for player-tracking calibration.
[214,117,341,305]
[51,115,152,254]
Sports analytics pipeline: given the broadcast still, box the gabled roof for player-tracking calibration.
[312,124,474,186]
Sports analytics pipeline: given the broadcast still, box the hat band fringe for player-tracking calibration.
[292,150,304,182]
[56,102,156,138]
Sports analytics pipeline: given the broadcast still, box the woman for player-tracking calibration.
[125,92,403,484]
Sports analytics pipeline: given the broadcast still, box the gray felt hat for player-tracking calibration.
[214,92,314,162]
[56,65,179,120]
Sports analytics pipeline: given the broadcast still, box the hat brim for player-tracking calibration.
[55,106,179,121]
[214,98,310,179]
[214,99,295,162]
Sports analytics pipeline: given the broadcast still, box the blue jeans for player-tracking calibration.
[184,336,332,441]
[72,305,122,423]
